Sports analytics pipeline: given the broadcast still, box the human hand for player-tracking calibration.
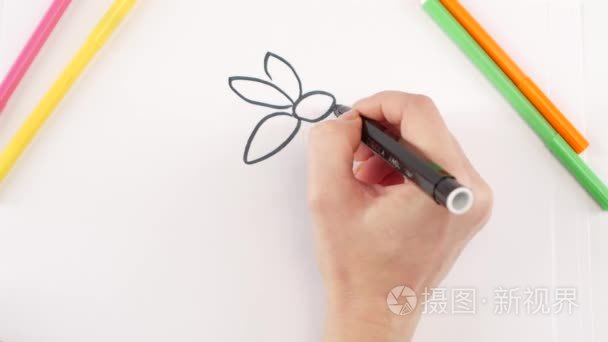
[307,91,493,342]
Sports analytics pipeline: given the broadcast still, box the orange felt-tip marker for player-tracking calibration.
[440,0,589,154]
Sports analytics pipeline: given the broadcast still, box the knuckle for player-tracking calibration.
[472,181,494,225]
[412,94,437,111]
[478,182,494,211]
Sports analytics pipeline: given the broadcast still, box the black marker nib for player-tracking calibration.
[333,104,352,118]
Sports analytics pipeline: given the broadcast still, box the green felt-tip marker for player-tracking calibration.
[421,0,608,210]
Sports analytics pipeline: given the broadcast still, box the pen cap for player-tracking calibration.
[435,178,474,215]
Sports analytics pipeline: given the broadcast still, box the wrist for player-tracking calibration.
[324,287,423,342]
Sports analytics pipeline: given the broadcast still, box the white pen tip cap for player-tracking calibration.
[446,187,474,215]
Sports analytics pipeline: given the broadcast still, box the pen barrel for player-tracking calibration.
[518,78,589,153]
[334,104,473,213]
[90,0,136,48]
[0,0,136,183]
[424,0,608,210]
[361,118,473,214]
[0,0,72,112]
[548,136,608,209]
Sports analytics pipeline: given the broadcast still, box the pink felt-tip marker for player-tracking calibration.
[0,0,72,113]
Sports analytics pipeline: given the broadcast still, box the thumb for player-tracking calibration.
[307,112,364,209]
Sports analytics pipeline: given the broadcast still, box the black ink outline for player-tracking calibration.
[228,52,337,165]
[264,52,303,99]
[293,91,336,123]
[228,76,293,109]
[243,112,302,165]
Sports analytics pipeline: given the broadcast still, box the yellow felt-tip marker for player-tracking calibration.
[0,0,136,183]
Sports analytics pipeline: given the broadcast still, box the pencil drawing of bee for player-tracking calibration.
[228,52,336,165]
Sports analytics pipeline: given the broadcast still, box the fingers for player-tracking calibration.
[353,91,471,184]
[380,172,405,186]
[354,92,491,219]
[354,144,373,162]
[353,91,493,221]
[355,155,395,184]
[354,121,398,162]
[309,91,492,223]
[308,112,365,209]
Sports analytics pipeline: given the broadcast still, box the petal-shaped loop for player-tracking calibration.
[293,91,336,123]
[264,52,303,101]
[244,112,302,165]
[228,76,293,110]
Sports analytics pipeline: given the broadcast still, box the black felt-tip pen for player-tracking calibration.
[333,105,474,215]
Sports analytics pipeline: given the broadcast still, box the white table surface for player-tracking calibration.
[0,0,606,341]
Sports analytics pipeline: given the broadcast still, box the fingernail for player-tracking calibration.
[340,110,358,121]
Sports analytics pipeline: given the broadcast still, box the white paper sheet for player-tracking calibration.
[0,0,605,341]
